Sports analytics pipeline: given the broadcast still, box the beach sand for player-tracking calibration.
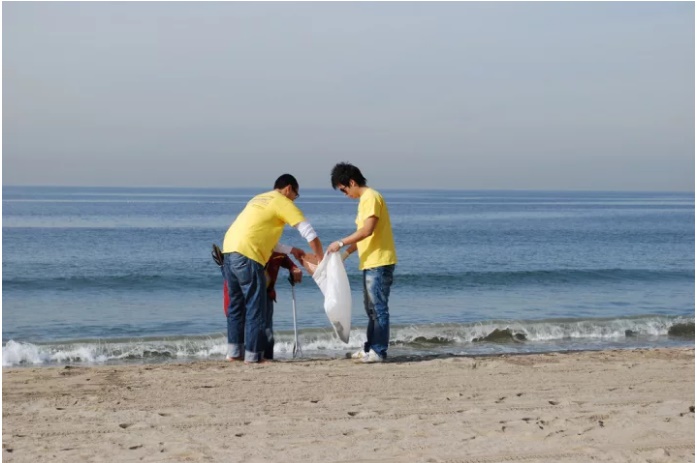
[2,348,694,463]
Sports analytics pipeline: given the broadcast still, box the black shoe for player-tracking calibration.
[212,244,224,267]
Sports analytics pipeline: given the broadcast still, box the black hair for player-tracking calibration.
[330,162,367,189]
[274,174,299,192]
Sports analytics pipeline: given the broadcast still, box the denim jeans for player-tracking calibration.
[222,252,268,363]
[264,298,275,360]
[362,264,395,359]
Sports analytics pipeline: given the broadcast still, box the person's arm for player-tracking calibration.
[341,243,358,261]
[280,254,297,270]
[293,221,323,260]
[280,254,303,283]
[307,237,323,259]
[274,243,306,260]
[327,216,378,254]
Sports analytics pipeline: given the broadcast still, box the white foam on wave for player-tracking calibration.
[2,340,110,366]
[1,333,364,367]
[389,316,694,344]
[512,316,689,341]
[2,316,692,367]
[2,340,49,366]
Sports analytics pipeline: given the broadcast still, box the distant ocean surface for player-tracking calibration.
[2,186,694,367]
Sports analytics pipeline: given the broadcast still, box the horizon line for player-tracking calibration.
[2,184,695,194]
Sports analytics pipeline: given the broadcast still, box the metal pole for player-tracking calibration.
[289,276,301,358]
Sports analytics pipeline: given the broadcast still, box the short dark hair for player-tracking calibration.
[330,162,367,189]
[274,174,299,192]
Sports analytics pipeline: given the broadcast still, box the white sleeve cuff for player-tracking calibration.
[295,221,318,242]
[273,243,293,254]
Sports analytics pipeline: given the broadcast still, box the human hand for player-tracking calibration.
[327,241,343,253]
[292,267,303,284]
[290,247,305,261]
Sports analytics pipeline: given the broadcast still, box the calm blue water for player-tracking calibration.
[2,186,694,366]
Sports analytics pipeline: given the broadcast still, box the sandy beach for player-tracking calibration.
[2,348,694,463]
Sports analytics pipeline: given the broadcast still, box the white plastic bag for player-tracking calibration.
[312,252,352,343]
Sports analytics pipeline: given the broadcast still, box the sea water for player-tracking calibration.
[2,186,694,366]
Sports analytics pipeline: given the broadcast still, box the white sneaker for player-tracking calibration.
[351,349,367,360]
[361,349,384,364]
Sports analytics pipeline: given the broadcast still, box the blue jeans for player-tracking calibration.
[264,298,275,360]
[362,265,395,359]
[222,252,268,363]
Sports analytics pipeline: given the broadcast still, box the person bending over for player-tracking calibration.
[221,174,323,363]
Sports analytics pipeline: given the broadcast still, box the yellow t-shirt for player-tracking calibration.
[356,188,397,270]
[223,190,305,265]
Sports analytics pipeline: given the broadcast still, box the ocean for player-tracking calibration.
[2,186,694,366]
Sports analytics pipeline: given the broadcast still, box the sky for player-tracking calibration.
[3,2,695,191]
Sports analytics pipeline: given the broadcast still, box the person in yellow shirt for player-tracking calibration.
[222,174,323,363]
[326,163,397,363]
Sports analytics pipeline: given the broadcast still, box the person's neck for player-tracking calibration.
[275,188,291,200]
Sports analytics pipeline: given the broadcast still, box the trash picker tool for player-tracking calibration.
[288,275,302,358]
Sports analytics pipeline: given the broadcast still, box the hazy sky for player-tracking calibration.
[3,2,695,190]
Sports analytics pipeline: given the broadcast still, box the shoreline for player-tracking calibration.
[3,342,695,370]
[3,347,694,462]
[3,319,694,369]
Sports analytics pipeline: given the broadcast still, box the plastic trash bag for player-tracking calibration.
[312,252,352,343]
